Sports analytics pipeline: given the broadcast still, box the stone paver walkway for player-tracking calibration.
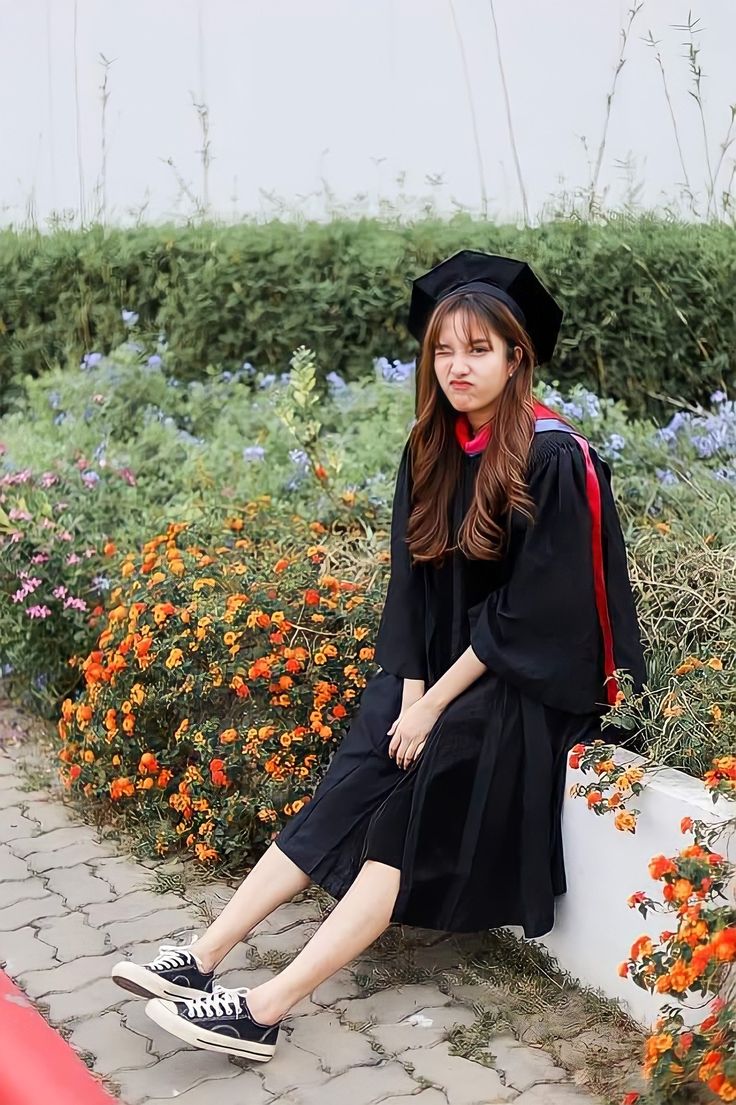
[0,735,611,1105]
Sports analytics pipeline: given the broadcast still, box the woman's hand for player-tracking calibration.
[387,697,443,770]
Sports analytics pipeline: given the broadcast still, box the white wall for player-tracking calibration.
[1,0,734,229]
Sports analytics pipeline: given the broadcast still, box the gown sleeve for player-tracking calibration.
[467,436,647,715]
[374,438,428,681]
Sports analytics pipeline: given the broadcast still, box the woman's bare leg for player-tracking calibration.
[189,842,312,972]
[243,858,401,1026]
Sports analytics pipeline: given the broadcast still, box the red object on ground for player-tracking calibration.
[0,970,118,1105]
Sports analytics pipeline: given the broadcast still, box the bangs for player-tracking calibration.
[430,298,499,349]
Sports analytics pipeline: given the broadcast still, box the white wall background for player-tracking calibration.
[0,0,734,229]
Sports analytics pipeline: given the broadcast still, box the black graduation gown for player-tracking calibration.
[274,427,647,937]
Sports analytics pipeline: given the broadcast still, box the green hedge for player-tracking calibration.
[1,214,733,418]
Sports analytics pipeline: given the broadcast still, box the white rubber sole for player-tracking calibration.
[145,998,277,1061]
[110,961,208,1002]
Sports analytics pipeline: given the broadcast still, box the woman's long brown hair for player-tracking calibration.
[406,290,538,567]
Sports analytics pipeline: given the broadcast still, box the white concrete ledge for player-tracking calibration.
[525,747,735,1029]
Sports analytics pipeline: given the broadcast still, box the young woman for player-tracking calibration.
[111,249,647,1063]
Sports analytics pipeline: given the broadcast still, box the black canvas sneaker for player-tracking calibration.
[145,983,282,1061]
[111,941,215,1001]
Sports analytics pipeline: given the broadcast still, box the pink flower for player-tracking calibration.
[26,604,52,619]
[66,553,81,565]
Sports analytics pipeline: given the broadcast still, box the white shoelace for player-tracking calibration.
[151,943,201,971]
[186,983,250,1019]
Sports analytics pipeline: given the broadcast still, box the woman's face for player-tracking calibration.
[433,309,521,430]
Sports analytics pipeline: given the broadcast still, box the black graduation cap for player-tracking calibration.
[407,249,564,365]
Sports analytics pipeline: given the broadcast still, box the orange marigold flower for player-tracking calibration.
[586,790,603,808]
[138,752,160,775]
[110,776,135,800]
[614,810,637,833]
[630,934,653,960]
[711,928,736,962]
[304,589,321,606]
[648,854,677,880]
[673,878,693,902]
[219,728,238,744]
[680,816,694,834]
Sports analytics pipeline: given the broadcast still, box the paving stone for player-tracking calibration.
[514,1085,603,1103]
[444,982,503,1011]
[0,785,44,805]
[287,1008,380,1073]
[13,824,103,858]
[406,938,465,972]
[0,876,50,907]
[22,801,79,834]
[0,892,67,931]
[0,844,35,881]
[0,926,59,975]
[105,909,200,949]
[0,753,17,775]
[27,841,117,874]
[18,951,122,998]
[248,921,321,957]
[336,983,453,1025]
[114,1050,241,1104]
[378,1094,448,1105]
[88,857,155,897]
[310,968,364,1006]
[259,1034,333,1095]
[404,1041,517,1104]
[118,998,188,1059]
[45,865,115,908]
[0,806,39,842]
[269,1060,419,1105]
[485,1035,567,1092]
[36,911,110,961]
[368,1003,478,1055]
[143,1069,270,1105]
[44,979,128,1023]
[68,1010,158,1073]
[85,888,188,927]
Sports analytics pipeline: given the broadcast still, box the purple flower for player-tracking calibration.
[242,445,266,462]
[326,371,347,392]
[288,448,309,469]
[82,470,100,488]
[122,309,139,327]
[147,354,162,367]
[655,467,678,486]
[375,357,415,383]
[81,352,103,370]
[710,390,726,406]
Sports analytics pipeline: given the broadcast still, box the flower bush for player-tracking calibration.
[56,512,385,871]
[614,819,736,1104]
